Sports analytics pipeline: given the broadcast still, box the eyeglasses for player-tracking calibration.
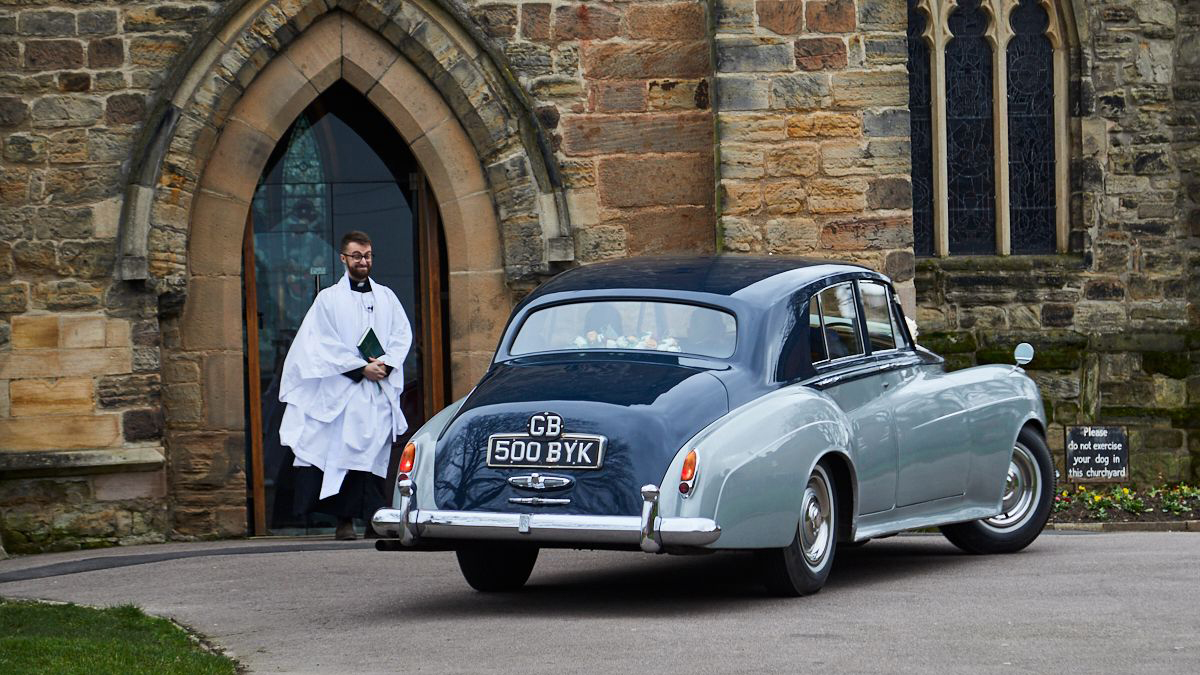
[341,252,373,262]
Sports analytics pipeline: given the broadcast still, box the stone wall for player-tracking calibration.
[714,0,916,307]
[914,0,1199,483]
[0,5,177,552]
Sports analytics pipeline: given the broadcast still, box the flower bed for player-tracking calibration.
[1051,484,1199,523]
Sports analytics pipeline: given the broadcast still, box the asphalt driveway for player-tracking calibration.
[2,532,1197,674]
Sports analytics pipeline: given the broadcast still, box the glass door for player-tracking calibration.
[242,82,447,535]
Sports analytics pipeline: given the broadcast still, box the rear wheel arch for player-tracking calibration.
[817,451,856,544]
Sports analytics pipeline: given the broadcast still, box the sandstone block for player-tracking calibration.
[11,314,58,349]
[858,0,905,31]
[722,181,762,215]
[763,181,808,214]
[720,144,765,179]
[756,0,804,35]
[765,217,820,254]
[832,70,908,107]
[716,75,770,110]
[574,224,627,262]
[584,41,710,79]
[795,37,848,71]
[719,215,762,252]
[648,79,709,111]
[87,38,123,69]
[58,241,114,279]
[471,3,517,38]
[505,42,552,77]
[863,108,909,136]
[105,319,131,348]
[521,3,551,40]
[9,377,94,416]
[807,178,867,214]
[18,11,75,37]
[129,35,186,69]
[562,112,712,156]
[446,271,512,353]
[720,113,787,142]
[93,470,167,501]
[78,10,118,36]
[868,176,912,209]
[30,95,103,129]
[807,0,856,33]
[820,215,911,250]
[96,373,160,408]
[717,38,794,73]
[766,143,820,177]
[14,241,57,275]
[865,35,907,65]
[59,316,106,349]
[0,282,30,313]
[627,3,707,39]
[621,205,715,256]
[122,408,164,442]
[180,277,243,351]
[0,347,131,380]
[787,111,860,137]
[203,352,245,431]
[554,4,621,41]
[24,40,84,71]
[597,155,714,208]
[104,93,146,126]
[770,72,832,109]
[0,414,120,450]
[57,72,91,93]
[0,97,29,128]
[591,81,647,113]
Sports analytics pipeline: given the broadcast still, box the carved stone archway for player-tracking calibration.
[164,11,521,537]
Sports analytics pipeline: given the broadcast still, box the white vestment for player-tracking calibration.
[278,273,412,500]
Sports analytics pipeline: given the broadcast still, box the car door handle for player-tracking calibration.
[882,382,890,389]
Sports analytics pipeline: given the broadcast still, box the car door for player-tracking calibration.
[808,281,899,516]
[861,281,972,506]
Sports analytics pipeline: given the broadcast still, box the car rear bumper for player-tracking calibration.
[371,481,720,552]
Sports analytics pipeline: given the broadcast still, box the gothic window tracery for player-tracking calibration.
[907,0,1069,256]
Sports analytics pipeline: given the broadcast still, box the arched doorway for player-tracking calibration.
[241,82,449,535]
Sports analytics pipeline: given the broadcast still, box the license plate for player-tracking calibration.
[487,433,607,469]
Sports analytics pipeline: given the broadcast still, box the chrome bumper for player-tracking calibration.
[372,480,720,552]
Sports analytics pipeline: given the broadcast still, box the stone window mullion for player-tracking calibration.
[989,0,1014,255]
[919,0,953,257]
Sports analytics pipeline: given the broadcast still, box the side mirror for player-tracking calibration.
[1014,342,1034,367]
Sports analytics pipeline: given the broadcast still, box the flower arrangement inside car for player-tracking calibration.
[572,325,682,352]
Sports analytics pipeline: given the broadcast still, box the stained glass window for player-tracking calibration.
[907,0,934,257]
[945,0,996,255]
[1007,0,1056,253]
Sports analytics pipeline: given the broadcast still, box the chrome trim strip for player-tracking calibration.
[372,507,721,548]
[508,497,571,506]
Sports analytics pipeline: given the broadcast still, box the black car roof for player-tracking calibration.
[528,256,874,300]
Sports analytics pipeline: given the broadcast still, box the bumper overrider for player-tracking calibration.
[371,480,721,553]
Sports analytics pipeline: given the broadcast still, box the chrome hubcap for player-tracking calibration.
[984,442,1041,530]
[800,472,832,565]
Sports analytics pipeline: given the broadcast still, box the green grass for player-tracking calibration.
[0,600,237,675]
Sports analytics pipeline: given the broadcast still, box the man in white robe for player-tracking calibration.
[278,230,412,540]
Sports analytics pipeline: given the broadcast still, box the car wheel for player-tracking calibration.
[941,427,1055,554]
[455,542,539,592]
[757,462,837,597]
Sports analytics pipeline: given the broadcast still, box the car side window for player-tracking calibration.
[859,281,896,352]
[808,296,828,363]
[817,283,863,360]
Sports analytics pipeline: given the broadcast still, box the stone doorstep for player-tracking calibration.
[0,446,164,479]
[1047,521,1200,533]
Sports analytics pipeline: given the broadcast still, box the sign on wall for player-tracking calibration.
[1065,426,1128,483]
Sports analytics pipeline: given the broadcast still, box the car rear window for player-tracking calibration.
[510,301,737,358]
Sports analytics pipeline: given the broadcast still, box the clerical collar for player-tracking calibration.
[349,277,372,293]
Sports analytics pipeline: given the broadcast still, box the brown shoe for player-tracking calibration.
[335,519,357,540]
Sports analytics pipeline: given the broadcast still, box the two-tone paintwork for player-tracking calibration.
[378,257,1047,550]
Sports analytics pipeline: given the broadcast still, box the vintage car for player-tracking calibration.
[372,256,1054,596]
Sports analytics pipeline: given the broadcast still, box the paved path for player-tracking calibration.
[2,532,1198,674]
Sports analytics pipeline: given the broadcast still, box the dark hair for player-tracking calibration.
[340,230,371,251]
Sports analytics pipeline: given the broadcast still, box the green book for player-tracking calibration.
[357,327,385,361]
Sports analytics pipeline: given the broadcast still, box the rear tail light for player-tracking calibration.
[397,442,416,481]
[679,449,698,497]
